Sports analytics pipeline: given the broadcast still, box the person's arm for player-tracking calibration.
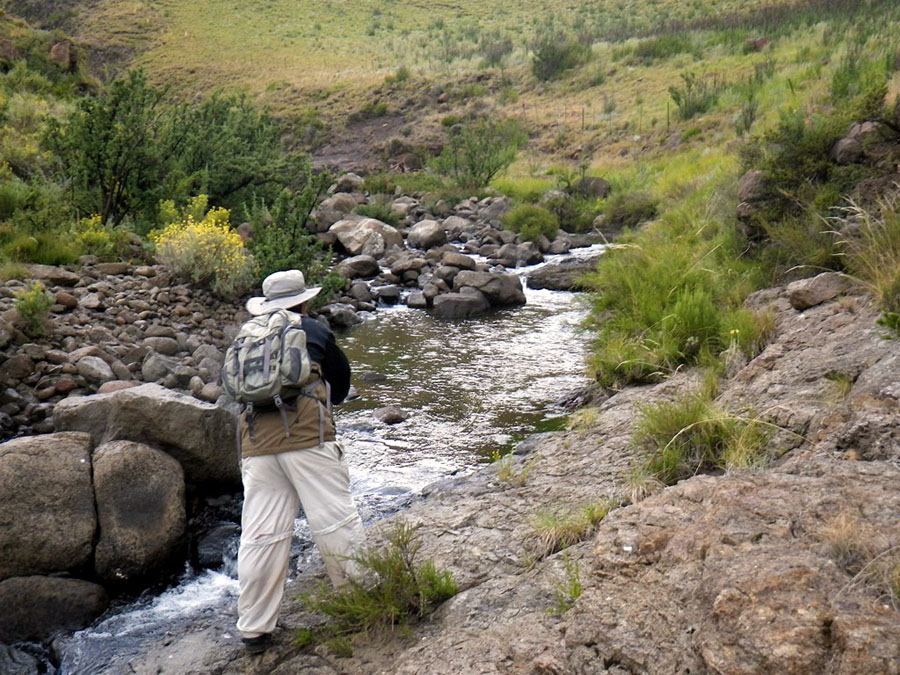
[302,317,351,404]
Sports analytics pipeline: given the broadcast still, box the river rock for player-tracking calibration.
[2,354,33,379]
[315,193,359,231]
[196,523,240,569]
[526,255,601,291]
[337,255,381,279]
[441,251,477,271]
[443,215,474,240]
[407,219,447,250]
[330,218,404,256]
[141,351,181,382]
[786,272,853,310]
[143,336,180,356]
[433,290,490,318]
[0,576,108,643]
[374,406,407,424]
[0,432,95,579]
[454,271,526,306]
[93,440,187,583]
[53,383,240,489]
[76,355,115,383]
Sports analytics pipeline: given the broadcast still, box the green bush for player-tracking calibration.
[296,521,457,652]
[13,280,53,336]
[669,72,723,120]
[502,203,559,242]
[604,191,658,229]
[431,116,526,190]
[355,200,402,228]
[531,32,592,81]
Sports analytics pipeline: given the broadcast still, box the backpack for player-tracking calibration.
[222,309,317,439]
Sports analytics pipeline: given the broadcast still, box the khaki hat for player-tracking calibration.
[245,270,321,315]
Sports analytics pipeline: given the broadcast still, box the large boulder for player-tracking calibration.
[407,219,448,250]
[0,432,95,580]
[0,576,108,643]
[53,384,240,489]
[330,218,404,256]
[453,271,526,306]
[93,441,186,583]
[432,290,491,318]
[571,176,611,199]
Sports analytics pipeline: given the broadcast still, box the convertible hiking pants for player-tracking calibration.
[236,441,364,638]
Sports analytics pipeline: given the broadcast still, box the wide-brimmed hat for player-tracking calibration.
[246,270,321,315]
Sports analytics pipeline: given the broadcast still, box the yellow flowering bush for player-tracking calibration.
[149,199,257,299]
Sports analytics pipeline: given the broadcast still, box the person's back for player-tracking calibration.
[234,270,363,654]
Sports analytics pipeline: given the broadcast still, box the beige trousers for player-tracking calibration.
[236,441,364,638]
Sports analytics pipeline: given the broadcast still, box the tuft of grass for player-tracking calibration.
[632,383,772,485]
[837,192,900,317]
[548,552,582,614]
[824,370,854,399]
[13,280,54,337]
[295,521,457,654]
[529,497,616,560]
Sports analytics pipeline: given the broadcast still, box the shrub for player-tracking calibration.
[431,116,526,190]
[502,203,558,242]
[14,280,53,336]
[384,66,410,84]
[72,214,133,261]
[531,32,592,81]
[149,200,256,299]
[669,72,722,120]
[355,200,402,228]
[631,34,693,62]
[604,191,658,229]
[296,521,457,651]
[244,186,343,305]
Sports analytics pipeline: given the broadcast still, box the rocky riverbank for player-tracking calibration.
[0,181,600,441]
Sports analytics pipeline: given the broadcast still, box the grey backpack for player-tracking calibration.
[222,309,313,436]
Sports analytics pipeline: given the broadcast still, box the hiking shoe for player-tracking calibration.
[241,633,271,654]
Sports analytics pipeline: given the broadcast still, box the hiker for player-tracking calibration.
[233,269,364,653]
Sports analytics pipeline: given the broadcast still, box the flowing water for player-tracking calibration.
[49,246,602,674]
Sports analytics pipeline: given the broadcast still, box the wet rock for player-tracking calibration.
[196,523,240,569]
[433,290,490,318]
[407,291,428,309]
[374,406,408,424]
[375,285,401,305]
[0,576,108,643]
[93,440,186,583]
[0,432,95,579]
[320,304,362,329]
[0,641,41,674]
[53,383,240,489]
[454,271,526,306]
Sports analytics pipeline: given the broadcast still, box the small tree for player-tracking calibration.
[49,69,168,226]
[531,32,592,81]
[431,116,526,190]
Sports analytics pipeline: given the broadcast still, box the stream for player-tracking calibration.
[45,246,602,674]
